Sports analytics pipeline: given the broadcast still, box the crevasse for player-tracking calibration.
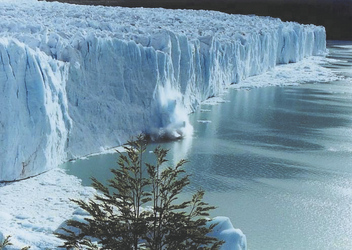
[0,1,326,181]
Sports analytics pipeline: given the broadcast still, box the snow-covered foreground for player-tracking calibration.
[0,0,327,182]
[0,169,247,249]
[0,169,95,249]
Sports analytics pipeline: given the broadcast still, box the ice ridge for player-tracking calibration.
[0,1,326,181]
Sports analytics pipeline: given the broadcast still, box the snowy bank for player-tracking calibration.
[0,169,246,249]
[0,0,326,182]
[0,169,96,249]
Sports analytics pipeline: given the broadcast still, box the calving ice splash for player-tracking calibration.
[0,0,327,182]
[153,81,193,139]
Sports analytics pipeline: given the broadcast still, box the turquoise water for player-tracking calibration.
[61,41,352,249]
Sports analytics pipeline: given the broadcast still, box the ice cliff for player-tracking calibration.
[0,0,326,181]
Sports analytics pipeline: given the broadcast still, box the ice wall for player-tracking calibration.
[0,1,326,181]
[0,39,70,181]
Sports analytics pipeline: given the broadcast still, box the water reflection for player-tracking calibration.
[62,42,352,250]
[170,133,193,166]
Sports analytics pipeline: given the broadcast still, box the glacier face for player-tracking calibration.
[0,0,326,181]
[0,39,70,181]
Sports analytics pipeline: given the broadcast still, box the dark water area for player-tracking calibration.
[62,41,352,249]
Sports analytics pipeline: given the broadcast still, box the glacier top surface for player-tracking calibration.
[0,0,315,46]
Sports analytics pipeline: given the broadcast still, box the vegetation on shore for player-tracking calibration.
[55,135,223,249]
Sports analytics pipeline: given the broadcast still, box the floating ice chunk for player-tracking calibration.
[208,216,247,250]
[197,120,212,123]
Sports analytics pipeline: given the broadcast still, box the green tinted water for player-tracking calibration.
[62,42,352,249]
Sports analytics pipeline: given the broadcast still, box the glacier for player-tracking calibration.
[0,0,327,182]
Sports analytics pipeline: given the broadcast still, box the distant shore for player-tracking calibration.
[42,0,351,40]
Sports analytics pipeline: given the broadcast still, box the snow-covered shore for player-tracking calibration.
[0,169,95,249]
[0,0,327,182]
[0,168,248,249]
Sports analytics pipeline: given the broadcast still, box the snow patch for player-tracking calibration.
[0,169,95,249]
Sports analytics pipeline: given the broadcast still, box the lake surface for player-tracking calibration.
[61,41,352,250]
